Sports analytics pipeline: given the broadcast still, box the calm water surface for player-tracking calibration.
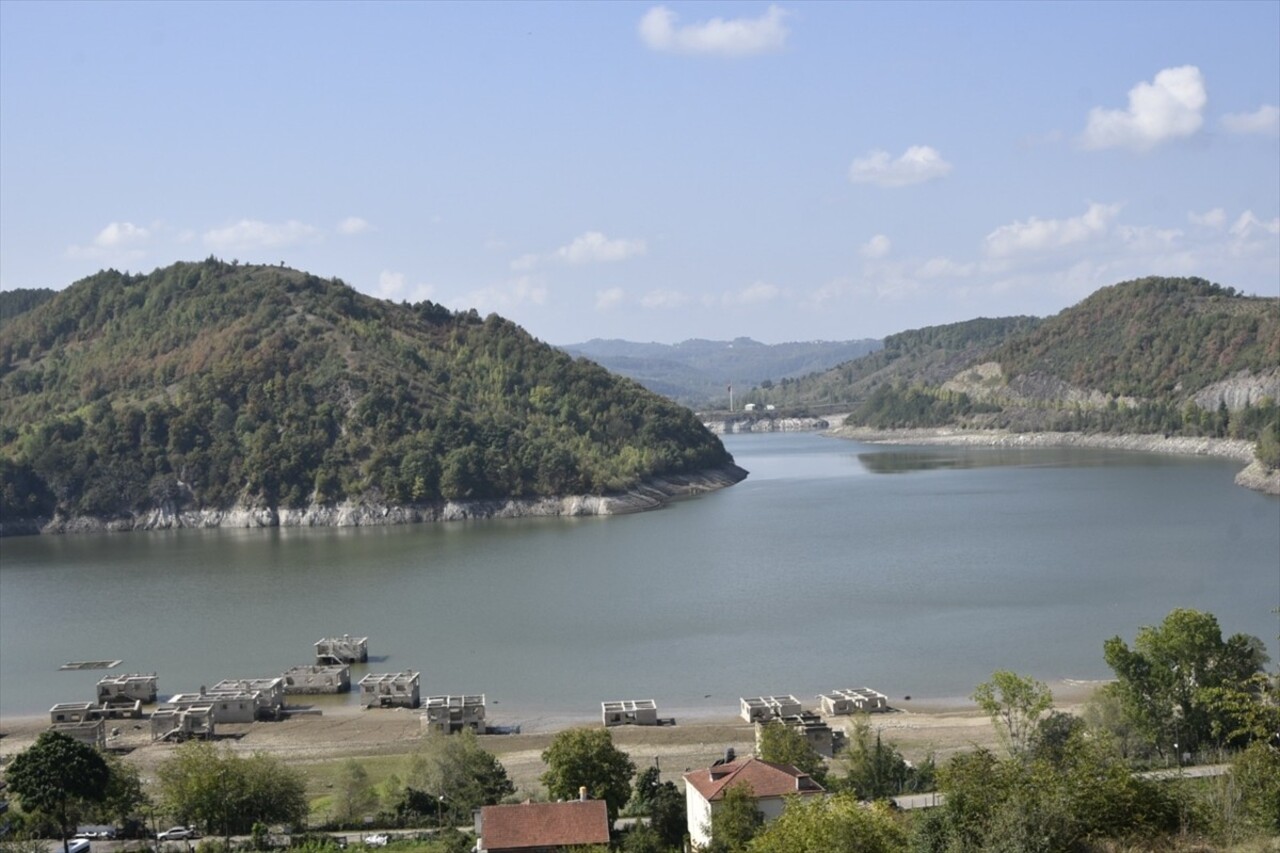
[1,433,1277,721]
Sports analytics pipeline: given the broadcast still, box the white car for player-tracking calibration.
[157,827,197,841]
[362,834,389,847]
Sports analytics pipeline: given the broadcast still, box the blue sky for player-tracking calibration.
[2,1,1277,345]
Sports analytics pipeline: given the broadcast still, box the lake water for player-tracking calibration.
[1,433,1277,723]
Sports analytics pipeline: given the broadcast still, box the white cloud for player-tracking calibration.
[714,281,780,306]
[1229,210,1280,242]
[337,216,372,235]
[916,257,975,279]
[639,4,788,57]
[860,234,891,258]
[595,288,625,311]
[1188,208,1226,229]
[203,219,318,251]
[1221,104,1280,135]
[94,221,150,248]
[848,146,952,187]
[1116,224,1183,252]
[1081,66,1206,151]
[459,276,548,314]
[984,202,1121,257]
[376,270,406,299]
[510,253,540,272]
[554,231,647,264]
[640,289,691,309]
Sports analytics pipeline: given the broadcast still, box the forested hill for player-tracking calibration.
[752,277,1279,459]
[741,316,1039,411]
[0,259,740,528]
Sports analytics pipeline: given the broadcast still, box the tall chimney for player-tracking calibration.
[579,786,588,802]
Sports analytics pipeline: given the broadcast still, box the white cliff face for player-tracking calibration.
[703,417,830,434]
[1192,368,1280,412]
[0,465,749,537]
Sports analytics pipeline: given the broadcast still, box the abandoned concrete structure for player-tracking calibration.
[49,719,106,750]
[757,712,839,758]
[282,664,351,694]
[96,673,158,705]
[315,635,368,665]
[739,695,803,723]
[818,687,889,715]
[213,677,286,718]
[359,671,420,708]
[49,701,142,724]
[423,694,486,733]
[165,690,259,723]
[601,699,658,727]
[150,705,214,741]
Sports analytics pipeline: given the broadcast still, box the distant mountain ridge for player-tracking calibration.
[561,336,881,407]
[0,259,742,533]
[746,277,1279,466]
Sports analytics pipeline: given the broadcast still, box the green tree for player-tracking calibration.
[754,722,827,785]
[405,730,515,820]
[85,753,149,831]
[540,728,635,822]
[747,793,905,853]
[971,670,1054,757]
[5,731,110,853]
[156,743,307,838]
[839,718,933,800]
[1226,740,1280,836]
[704,783,763,853]
[1103,608,1269,754]
[333,760,378,826]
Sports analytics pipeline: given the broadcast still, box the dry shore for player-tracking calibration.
[0,680,1104,797]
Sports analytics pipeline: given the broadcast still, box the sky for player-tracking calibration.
[1,1,1277,346]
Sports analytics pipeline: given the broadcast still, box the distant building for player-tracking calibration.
[282,664,351,694]
[740,695,802,723]
[683,755,825,849]
[212,677,286,718]
[150,705,214,741]
[359,671,420,708]
[818,687,889,715]
[601,699,658,727]
[757,712,838,758]
[476,798,610,853]
[423,694,486,733]
[49,719,106,750]
[315,635,368,665]
[165,690,258,723]
[97,673,158,705]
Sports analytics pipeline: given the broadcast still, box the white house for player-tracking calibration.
[682,755,825,849]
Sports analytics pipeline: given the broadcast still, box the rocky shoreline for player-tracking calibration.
[702,416,830,434]
[0,463,749,537]
[829,426,1279,496]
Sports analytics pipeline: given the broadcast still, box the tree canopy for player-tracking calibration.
[5,732,110,853]
[155,742,307,837]
[540,727,635,822]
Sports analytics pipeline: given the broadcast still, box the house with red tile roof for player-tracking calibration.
[476,798,610,852]
[682,755,825,849]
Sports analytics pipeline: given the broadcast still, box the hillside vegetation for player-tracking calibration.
[0,259,738,526]
[747,278,1280,464]
[562,336,881,407]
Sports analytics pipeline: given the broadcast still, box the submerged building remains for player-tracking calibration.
[315,635,368,665]
[150,705,214,741]
[96,673,158,705]
[601,699,659,727]
[282,664,351,694]
[422,694,486,733]
[740,695,803,723]
[359,671,420,708]
[818,687,889,715]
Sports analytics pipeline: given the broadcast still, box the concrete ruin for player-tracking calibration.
[49,700,143,724]
[213,677,286,718]
[49,719,106,750]
[165,690,259,723]
[359,671,420,708]
[601,699,658,727]
[740,695,803,723]
[757,712,840,758]
[150,705,214,741]
[422,694,486,733]
[315,635,368,665]
[818,687,889,715]
[282,664,351,694]
[97,673,158,705]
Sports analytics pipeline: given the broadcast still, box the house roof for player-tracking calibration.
[683,756,825,802]
[480,800,610,851]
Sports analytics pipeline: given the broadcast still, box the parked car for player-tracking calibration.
[157,826,197,841]
[361,834,389,847]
